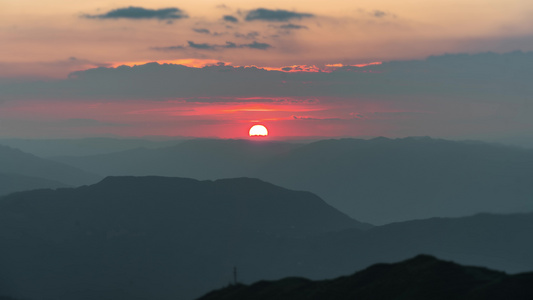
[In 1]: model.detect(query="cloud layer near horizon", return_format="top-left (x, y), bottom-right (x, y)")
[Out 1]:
top-left (3, 52), bottom-right (532, 102)
top-left (1, 52), bottom-right (533, 140)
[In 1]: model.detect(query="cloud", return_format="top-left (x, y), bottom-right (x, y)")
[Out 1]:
top-left (4, 52), bottom-right (533, 105)
top-left (279, 23), bottom-right (308, 30)
top-left (153, 41), bottom-right (272, 51)
top-left (234, 31), bottom-right (260, 39)
top-left (243, 41), bottom-right (272, 50)
top-left (83, 6), bottom-right (188, 20)
top-left (3, 52), bottom-right (533, 140)
top-left (373, 10), bottom-right (387, 18)
top-left (245, 8), bottom-right (314, 22)
top-left (187, 41), bottom-right (216, 50)
top-left (193, 28), bottom-right (211, 34)
top-left (192, 28), bottom-right (225, 36)
top-left (151, 45), bottom-right (186, 51)
top-left (223, 15), bottom-right (239, 23)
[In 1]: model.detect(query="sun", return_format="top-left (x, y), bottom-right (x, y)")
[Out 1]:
top-left (249, 124), bottom-right (268, 137)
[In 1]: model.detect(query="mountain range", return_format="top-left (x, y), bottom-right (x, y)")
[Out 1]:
top-left (0, 145), bottom-right (101, 193)
top-left (0, 176), bottom-right (364, 300)
top-left (0, 138), bottom-right (185, 157)
top-left (51, 137), bottom-right (533, 224)
top-left (1, 176), bottom-right (532, 300)
top-left (0, 172), bottom-right (68, 197)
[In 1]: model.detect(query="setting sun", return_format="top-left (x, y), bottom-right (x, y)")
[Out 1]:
top-left (249, 124), bottom-right (268, 137)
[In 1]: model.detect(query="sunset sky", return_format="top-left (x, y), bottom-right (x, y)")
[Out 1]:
top-left (2, 0), bottom-right (533, 140)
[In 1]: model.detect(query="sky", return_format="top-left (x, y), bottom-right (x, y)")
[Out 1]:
top-left (1, 0), bottom-right (533, 141)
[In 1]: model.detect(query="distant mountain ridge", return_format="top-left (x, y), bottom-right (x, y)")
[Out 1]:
top-left (0, 144), bottom-right (100, 187)
top-left (52, 137), bottom-right (533, 224)
top-left (256, 137), bottom-right (533, 224)
top-left (0, 137), bottom-right (185, 157)
top-left (196, 255), bottom-right (533, 300)
top-left (53, 139), bottom-right (301, 179)
top-left (0, 172), bottom-right (68, 196)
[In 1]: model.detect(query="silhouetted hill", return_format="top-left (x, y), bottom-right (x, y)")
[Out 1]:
top-left (0, 145), bottom-right (100, 186)
top-left (197, 255), bottom-right (533, 300)
top-left (52, 137), bottom-right (533, 224)
top-left (0, 176), bottom-right (365, 300)
top-left (53, 139), bottom-right (301, 179)
top-left (0, 172), bottom-right (68, 196)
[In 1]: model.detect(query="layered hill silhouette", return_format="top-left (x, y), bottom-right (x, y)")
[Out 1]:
top-left (0, 137), bottom-right (183, 157)
top-left (0, 172), bottom-right (68, 197)
top-left (53, 137), bottom-right (533, 224)
top-left (197, 255), bottom-right (533, 300)
top-left (0, 176), bottom-right (365, 300)
top-left (296, 212), bottom-right (533, 276)
top-left (53, 139), bottom-right (300, 179)
top-left (0, 144), bottom-right (100, 187)
top-left (1, 176), bottom-right (533, 300)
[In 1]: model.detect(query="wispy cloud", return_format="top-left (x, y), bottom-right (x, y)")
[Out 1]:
top-left (193, 28), bottom-right (211, 34)
top-left (244, 41), bottom-right (272, 50)
top-left (279, 24), bottom-right (308, 30)
top-left (83, 6), bottom-right (188, 20)
top-left (245, 8), bottom-right (314, 22)
top-left (223, 15), bottom-right (239, 23)
top-left (153, 40), bottom-right (272, 51)
top-left (187, 41), bottom-right (217, 50)
top-left (234, 31), bottom-right (260, 39)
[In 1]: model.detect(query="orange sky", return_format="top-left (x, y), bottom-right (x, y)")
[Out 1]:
top-left (2, 0), bottom-right (533, 78)
top-left (1, 1), bottom-right (533, 140)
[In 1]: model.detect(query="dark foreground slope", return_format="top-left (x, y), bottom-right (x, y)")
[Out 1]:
top-left (0, 144), bottom-right (100, 186)
top-left (0, 176), bottom-right (365, 300)
top-left (52, 137), bottom-right (533, 224)
top-left (197, 255), bottom-right (533, 300)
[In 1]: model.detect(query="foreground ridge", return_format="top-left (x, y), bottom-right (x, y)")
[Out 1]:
top-left (197, 255), bottom-right (533, 300)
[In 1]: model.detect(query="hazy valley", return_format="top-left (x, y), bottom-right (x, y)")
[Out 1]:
top-left (1, 140), bottom-right (533, 300)
top-left (49, 137), bottom-right (533, 224)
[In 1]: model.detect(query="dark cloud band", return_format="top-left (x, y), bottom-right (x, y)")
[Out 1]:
top-left (223, 15), bottom-right (239, 23)
top-left (83, 6), bottom-right (188, 20)
top-left (3, 52), bottom-right (532, 104)
top-left (245, 8), bottom-right (314, 22)
top-left (154, 41), bottom-right (272, 51)
top-left (279, 24), bottom-right (308, 30)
